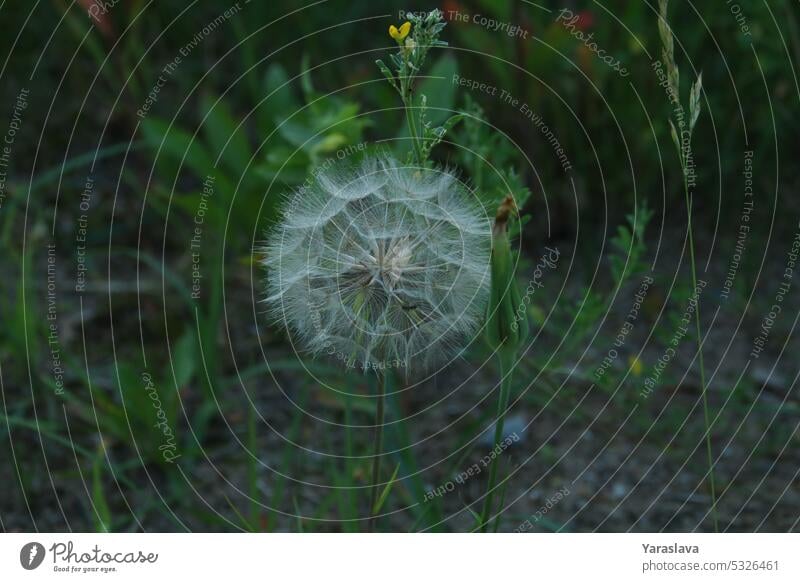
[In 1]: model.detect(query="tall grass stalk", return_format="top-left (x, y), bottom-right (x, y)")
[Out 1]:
top-left (658, 0), bottom-right (718, 531)
top-left (682, 165), bottom-right (719, 532)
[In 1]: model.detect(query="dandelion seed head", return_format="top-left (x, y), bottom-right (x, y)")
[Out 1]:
top-left (263, 156), bottom-right (491, 372)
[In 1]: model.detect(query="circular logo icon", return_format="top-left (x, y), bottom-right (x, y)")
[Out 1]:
top-left (20, 542), bottom-right (46, 570)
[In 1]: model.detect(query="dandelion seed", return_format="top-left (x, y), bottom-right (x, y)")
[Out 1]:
top-left (264, 156), bottom-right (491, 372)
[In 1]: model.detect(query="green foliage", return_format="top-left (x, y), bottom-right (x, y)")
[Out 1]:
top-left (256, 63), bottom-right (370, 187)
top-left (377, 10), bottom-right (458, 165)
top-left (142, 63), bottom-right (369, 249)
top-left (609, 199), bottom-right (654, 284)
top-left (92, 441), bottom-right (113, 532)
top-left (1, 0), bottom-right (797, 534)
top-left (453, 96), bottom-right (532, 219)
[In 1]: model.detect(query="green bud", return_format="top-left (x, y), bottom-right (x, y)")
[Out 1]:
top-left (485, 196), bottom-right (529, 355)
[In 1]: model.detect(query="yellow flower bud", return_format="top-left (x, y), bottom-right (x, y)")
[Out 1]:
top-left (485, 195), bottom-right (528, 356)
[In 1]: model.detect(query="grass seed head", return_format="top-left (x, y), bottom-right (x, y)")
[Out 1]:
top-left (264, 155), bottom-right (491, 372)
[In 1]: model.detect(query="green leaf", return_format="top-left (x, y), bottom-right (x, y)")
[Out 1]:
top-left (222, 493), bottom-right (254, 532)
top-left (118, 363), bottom-right (152, 429)
top-left (311, 133), bottom-right (348, 158)
top-left (276, 119), bottom-right (317, 149)
top-left (259, 64), bottom-right (296, 135)
top-left (264, 64), bottom-right (296, 112)
top-left (433, 113), bottom-right (463, 138)
top-left (293, 496), bottom-right (305, 533)
top-left (376, 59), bottom-right (398, 90)
top-left (300, 53), bottom-right (315, 102)
top-left (256, 151), bottom-right (309, 186)
top-left (421, 113), bottom-right (464, 159)
top-left (171, 190), bottom-right (225, 228)
top-left (141, 118), bottom-right (213, 180)
top-left (372, 463), bottom-right (401, 514)
top-left (92, 443), bottom-right (112, 532)
top-left (465, 501), bottom-right (483, 529)
top-left (414, 55), bottom-right (458, 125)
top-left (170, 329), bottom-right (196, 391)
top-left (200, 94), bottom-right (253, 177)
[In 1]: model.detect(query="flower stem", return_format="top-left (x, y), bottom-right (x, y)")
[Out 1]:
top-left (399, 52), bottom-right (424, 166)
top-left (683, 174), bottom-right (719, 532)
top-left (367, 372), bottom-right (386, 532)
top-left (479, 351), bottom-right (513, 532)
top-left (404, 97), bottom-right (424, 166)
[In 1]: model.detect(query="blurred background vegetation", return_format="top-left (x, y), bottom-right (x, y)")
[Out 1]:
top-left (1, 0), bottom-right (799, 532)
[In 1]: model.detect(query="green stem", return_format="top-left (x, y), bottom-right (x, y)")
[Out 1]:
top-left (367, 372), bottom-right (386, 532)
top-left (683, 172), bottom-right (719, 532)
top-left (404, 97), bottom-right (424, 165)
top-left (400, 52), bottom-right (424, 166)
top-left (479, 352), bottom-right (513, 532)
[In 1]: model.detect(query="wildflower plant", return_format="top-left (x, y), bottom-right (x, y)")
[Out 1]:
top-left (262, 10), bottom-right (503, 531)
top-left (377, 10), bottom-right (463, 166)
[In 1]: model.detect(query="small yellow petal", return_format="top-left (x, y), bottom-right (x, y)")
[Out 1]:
top-left (398, 21), bottom-right (411, 39)
top-left (389, 25), bottom-right (399, 39)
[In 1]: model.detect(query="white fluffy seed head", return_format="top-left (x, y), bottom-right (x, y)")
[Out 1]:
top-left (263, 155), bottom-right (491, 372)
